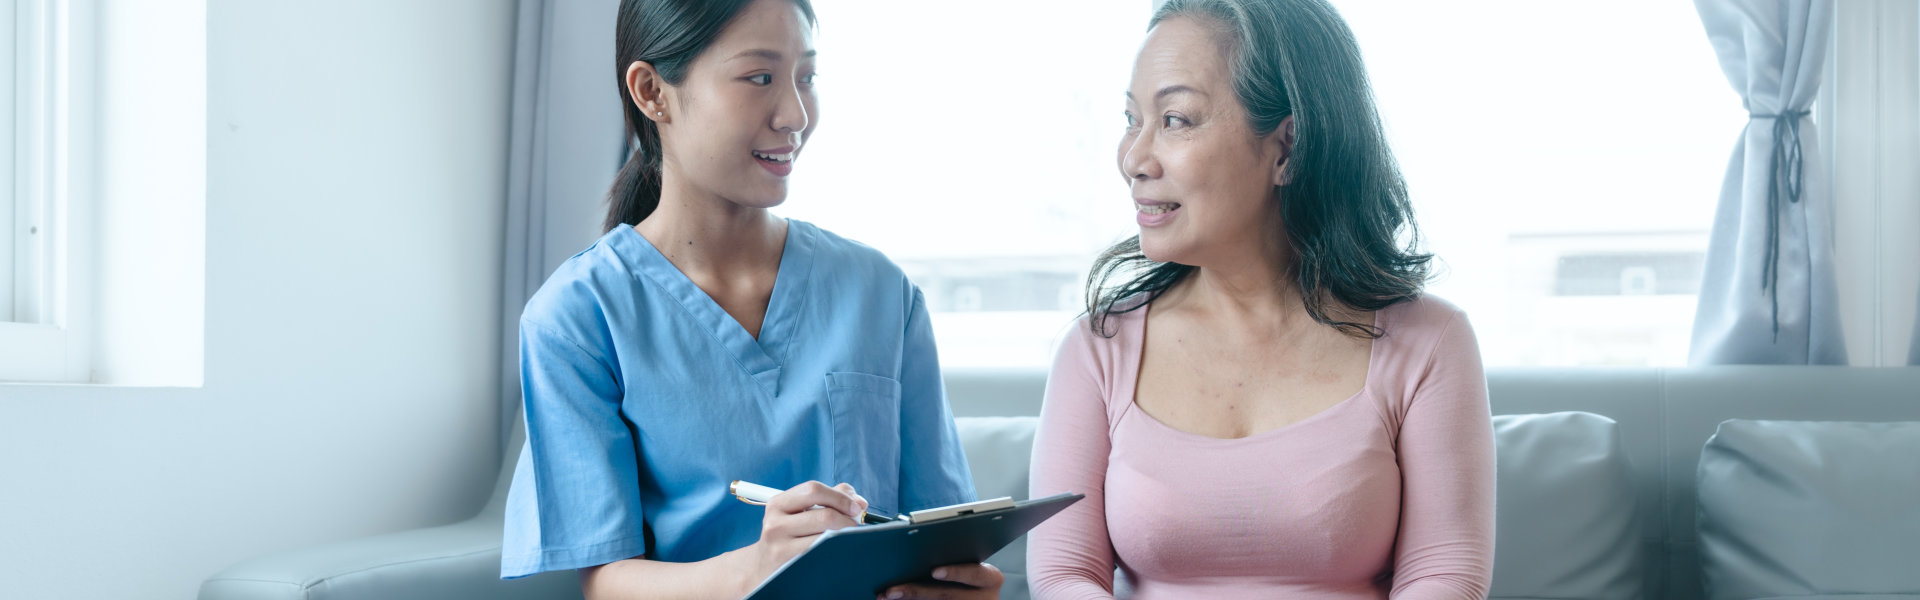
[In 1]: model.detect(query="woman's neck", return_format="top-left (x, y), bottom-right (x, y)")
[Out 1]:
top-left (635, 179), bottom-right (786, 276)
top-left (1161, 224), bottom-right (1312, 333)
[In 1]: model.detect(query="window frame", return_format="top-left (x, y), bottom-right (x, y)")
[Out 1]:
top-left (1824, 0), bottom-right (1920, 367)
top-left (1, 0), bottom-right (95, 383)
top-left (2, 0), bottom-right (15, 318)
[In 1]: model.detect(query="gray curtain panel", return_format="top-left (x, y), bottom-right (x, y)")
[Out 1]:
top-left (500, 0), bottom-right (625, 443)
top-left (1689, 0), bottom-right (1847, 365)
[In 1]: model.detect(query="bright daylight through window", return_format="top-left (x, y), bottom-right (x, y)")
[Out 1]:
top-left (781, 0), bottom-right (1745, 368)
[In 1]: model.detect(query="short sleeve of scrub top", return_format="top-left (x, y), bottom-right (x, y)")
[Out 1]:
top-left (499, 219), bottom-right (976, 578)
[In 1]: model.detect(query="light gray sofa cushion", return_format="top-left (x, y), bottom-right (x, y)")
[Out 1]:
top-left (198, 416), bottom-right (580, 600)
top-left (1697, 419), bottom-right (1920, 600)
top-left (197, 516), bottom-right (579, 600)
top-left (1490, 412), bottom-right (1643, 600)
top-left (957, 416), bottom-right (1041, 600)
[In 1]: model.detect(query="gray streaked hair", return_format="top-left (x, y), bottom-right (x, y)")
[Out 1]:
top-left (1086, 0), bottom-right (1432, 338)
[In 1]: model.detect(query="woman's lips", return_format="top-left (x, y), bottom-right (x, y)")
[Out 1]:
top-left (1136, 199), bottom-right (1181, 227)
top-left (753, 146), bottom-right (796, 176)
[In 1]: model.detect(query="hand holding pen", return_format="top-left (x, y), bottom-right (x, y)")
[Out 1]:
top-left (730, 481), bottom-right (1003, 600)
top-left (722, 480), bottom-right (873, 593)
top-left (732, 480), bottom-right (896, 524)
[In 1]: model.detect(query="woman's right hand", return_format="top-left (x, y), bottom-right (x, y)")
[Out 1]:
top-left (735, 481), bottom-right (869, 590)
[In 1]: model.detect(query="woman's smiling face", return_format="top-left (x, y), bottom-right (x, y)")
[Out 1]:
top-left (1119, 15), bottom-right (1291, 267)
top-left (657, 0), bottom-right (819, 210)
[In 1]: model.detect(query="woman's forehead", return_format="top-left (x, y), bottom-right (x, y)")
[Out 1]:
top-left (706, 0), bottom-right (816, 60)
top-left (1132, 17), bottom-right (1232, 101)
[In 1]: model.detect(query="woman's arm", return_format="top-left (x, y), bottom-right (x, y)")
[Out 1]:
top-left (882, 285), bottom-right (1004, 600)
top-left (1388, 312), bottom-right (1496, 600)
top-left (581, 482), bottom-right (872, 600)
top-left (504, 321), bottom-right (649, 577)
top-left (896, 285), bottom-right (978, 509)
top-left (1027, 325), bottom-right (1120, 600)
top-left (512, 320), bottom-right (874, 598)
top-left (580, 553), bottom-right (756, 600)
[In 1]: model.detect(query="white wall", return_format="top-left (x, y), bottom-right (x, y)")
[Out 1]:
top-left (0, 1), bottom-right (516, 598)
top-left (94, 0), bottom-right (207, 385)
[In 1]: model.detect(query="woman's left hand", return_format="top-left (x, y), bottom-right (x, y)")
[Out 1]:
top-left (876, 562), bottom-right (1003, 600)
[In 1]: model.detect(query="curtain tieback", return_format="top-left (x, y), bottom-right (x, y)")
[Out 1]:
top-left (1749, 109), bottom-right (1809, 341)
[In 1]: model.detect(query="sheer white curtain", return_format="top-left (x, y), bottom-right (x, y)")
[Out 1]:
top-left (500, 0), bottom-right (624, 442)
top-left (1689, 0), bottom-right (1847, 365)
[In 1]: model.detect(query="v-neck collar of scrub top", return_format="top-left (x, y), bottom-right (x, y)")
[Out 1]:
top-left (612, 219), bottom-right (815, 398)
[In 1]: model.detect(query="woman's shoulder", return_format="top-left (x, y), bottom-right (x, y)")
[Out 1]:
top-left (1376, 292), bottom-right (1481, 380)
top-left (1381, 293), bottom-right (1472, 341)
top-left (1052, 298), bottom-right (1149, 383)
top-left (519, 228), bottom-right (646, 337)
top-left (792, 219), bottom-right (910, 287)
top-left (1067, 295), bottom-right (1149, 342)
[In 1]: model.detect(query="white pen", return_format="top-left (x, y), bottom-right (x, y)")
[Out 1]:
top-left (730, 480), bottom-right (896, 524)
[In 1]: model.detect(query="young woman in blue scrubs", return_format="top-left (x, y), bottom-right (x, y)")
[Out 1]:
top-left (498, 0), bottom-right (1003, 598)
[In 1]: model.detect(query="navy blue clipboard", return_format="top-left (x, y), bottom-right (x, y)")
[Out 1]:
top-left (742, 492), bottom-right (1083, 600)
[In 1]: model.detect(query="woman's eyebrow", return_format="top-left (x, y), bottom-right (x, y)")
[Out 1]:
top-left (1124, 85), bottom-right (1208, 103)
top-left (726, 48), bottom-right (819, 62)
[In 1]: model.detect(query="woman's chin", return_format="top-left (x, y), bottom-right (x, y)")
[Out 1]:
top-left (728, 190), bottom-right (788, 211)
top-left (1138, 235), bottom-right (1186, 265)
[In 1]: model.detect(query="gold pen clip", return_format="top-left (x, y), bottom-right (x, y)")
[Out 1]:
top-left (730, 480), bottom-right (770, 506)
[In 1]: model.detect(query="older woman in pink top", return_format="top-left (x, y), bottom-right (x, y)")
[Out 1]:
top-left (1027, 0), bottom-right (1494, 598)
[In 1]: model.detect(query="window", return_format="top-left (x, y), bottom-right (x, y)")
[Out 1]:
top-left (3, 0), bottom-right (206, 385)
top-left (0, 0), bottom-right (92, 382)
top-left (784, 1), bottom-right (1749, 368)
top-left (1334, 0), bottom-right (1740, 367)
top-left (785, 0), bottom-right (1151, 367)
top-left (4, 0), bottom-right (70, 329)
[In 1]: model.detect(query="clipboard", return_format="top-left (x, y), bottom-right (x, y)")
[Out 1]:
top-left (743, 492), bottom-right (1083, 599)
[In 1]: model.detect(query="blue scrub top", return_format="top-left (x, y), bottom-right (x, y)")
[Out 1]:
top-left (500, 219), bottom-right (977, 578)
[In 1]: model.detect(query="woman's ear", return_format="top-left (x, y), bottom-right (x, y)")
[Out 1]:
top-left (626, 61), bottom-right (669, 123)
top-left (1269, 115), bottom-right (1296, 187)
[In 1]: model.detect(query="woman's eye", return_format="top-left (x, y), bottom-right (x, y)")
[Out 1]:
top-left (800, 72), bottom-right (818, 85)
top-left (1163, 114), bottom-right (1186, 128)
top-left (1123, 112), bottom-right (1138, 128)
top-left (747, 74), bottom-right (772, 85)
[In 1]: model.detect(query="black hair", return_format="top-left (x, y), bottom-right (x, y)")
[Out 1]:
top-left (604, 0), bottom-right (818, 232)
top-left (1087, 0), bottom-right (1431, 338)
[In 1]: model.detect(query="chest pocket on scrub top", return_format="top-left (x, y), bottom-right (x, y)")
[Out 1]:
top-left (822, 371), bottom-right (903, 518)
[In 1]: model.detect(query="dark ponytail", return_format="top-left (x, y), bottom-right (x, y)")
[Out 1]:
top-left (605, 0), bottom-right (818, 232)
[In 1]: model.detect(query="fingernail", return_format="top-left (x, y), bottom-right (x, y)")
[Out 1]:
top-left (887, 591), bottom-right (904, 600)
top-left (933, 567), bottom-right (948, 579)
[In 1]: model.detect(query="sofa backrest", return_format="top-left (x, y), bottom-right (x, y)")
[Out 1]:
top-left (1486, 367), bottom-right (1920, 600)
top-left (954, 411), bottom-right (1646, 600)
top-left (944, 366), bottom-right (1920, 600)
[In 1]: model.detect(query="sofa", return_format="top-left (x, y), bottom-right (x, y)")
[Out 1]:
top-left (200, 367), bottom-right (1920, 600)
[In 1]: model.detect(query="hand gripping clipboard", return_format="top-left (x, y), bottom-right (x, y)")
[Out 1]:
top-left (743, 492), bottom-right (1083, 599)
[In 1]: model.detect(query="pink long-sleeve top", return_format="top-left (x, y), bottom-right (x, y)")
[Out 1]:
top-left (1027, 295), bottom-right (1494, 600)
